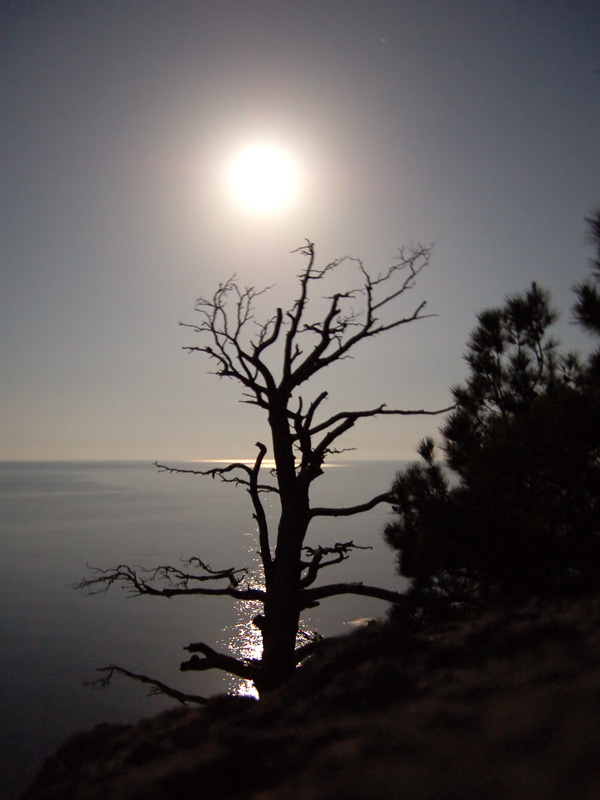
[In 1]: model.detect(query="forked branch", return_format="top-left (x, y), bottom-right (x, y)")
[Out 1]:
top-left (75, 562), bottom-right (265, 602)
top-left (158, 443), bottom-right (275, 583)
top-left (299, 540), bottom-right (373, 588)
top-left (154, 459), bottom-right (278, 494)
top-left (181, 641), bottom-right (260, 681)
top-left (281, 243), bottom-right (434, 391)
top-left (86, 664), bottom-right (208, 705)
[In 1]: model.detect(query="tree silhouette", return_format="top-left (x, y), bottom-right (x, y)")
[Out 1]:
top-left (573, 207), bottom-right (600, 338)
top-left (573, 207), bottom-right (600, 380)
top-left (78, 241), bottom-right (449, 698)
top-left (385, 271), bottom-right (600, 625)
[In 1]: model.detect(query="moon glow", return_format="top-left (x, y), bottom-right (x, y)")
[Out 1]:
top-left (226, 143), bottom-right (300, 213)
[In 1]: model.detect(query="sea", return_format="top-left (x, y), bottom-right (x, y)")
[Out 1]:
top-left (0, 459), bottom-right (408, 798)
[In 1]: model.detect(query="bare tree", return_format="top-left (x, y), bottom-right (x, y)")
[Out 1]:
top-left (78, 241), bottom-right (449, 697)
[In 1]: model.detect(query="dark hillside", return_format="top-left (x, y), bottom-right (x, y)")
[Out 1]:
top-left (22, 592), bottom-right (600, 799)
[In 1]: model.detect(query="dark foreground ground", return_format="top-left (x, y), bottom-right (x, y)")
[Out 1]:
top-left (22, 593), bottom-right (600, 799)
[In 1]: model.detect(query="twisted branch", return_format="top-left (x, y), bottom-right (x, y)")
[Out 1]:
top-left (299, 540), bottom-right (373, 588)
top-left (75, 562), bottom-right (265, 601)
top-left (181, 642), bottom-right (260, 681)
top-left (85, 664), bottom-right (208, 705)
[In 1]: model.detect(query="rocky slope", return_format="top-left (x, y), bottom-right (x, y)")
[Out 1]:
top-left (22, 593), bottom-right (600, 799)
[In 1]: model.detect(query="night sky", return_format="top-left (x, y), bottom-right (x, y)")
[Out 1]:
top-left (1, 1), bottom-right (599, 461)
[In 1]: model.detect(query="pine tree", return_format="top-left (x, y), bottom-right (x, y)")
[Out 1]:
top-left (386, 276), bottom-right (600, 623)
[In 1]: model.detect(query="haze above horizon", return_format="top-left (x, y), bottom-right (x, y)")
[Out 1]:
top-left (1, 2), bottom-right (598, 462)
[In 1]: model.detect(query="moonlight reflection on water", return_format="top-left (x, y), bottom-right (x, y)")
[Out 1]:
top-left (222, 529), bottom-right (264, 698)
top-left (222, 527), bottom-right (320, 698)
top-left (224, 593), bottom-right (320, 698)
top-left (226, 598), bottom-right (263, 698)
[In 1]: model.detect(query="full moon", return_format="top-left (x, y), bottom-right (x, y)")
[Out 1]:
top-left (226, 143), bottom-right (300, 214)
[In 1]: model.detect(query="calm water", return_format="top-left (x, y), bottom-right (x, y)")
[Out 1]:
top-left (0, 460), bottom-right (407, 798)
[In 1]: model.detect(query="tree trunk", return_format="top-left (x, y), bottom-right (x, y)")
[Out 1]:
top-left (257, 482), bottom-right (312, 689)
top-left (257, 400), bottom-right (311, 691)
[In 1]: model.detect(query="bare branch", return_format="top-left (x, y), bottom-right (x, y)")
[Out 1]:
top-left (304, 404), bottom-right (454, 470)
top-left (255, 307), bottom-right (283, 359)
top-left (181, 642), bottom-right (260, 681)
top-left (86, 664), bottom-right (208, 705)
top-left (299, 541), bottom-right (373, 588)
top-left (310, 491), bottom-right (392, 518)
top-left (154, 461), bottom-right (279, 494)
top-left (305, 404), bottom-right (455, 440)
top-left (280, 244), bottom-right (434, 392)
top-left (283, 241), bottom-right (317, 380)
top-left (301, 582), bottom-right (405, 608)
top-left (181, 276), bottom-right (278, 404)
top-left (75, 563), bottom-right (266, 602)
top-left (248, 442), bottom-right (274, 581)
top-left (157, 446), bottom-right (274, 584)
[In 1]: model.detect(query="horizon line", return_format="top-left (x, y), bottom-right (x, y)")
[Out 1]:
top-left (0, 456), bottom-right (413, 464)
